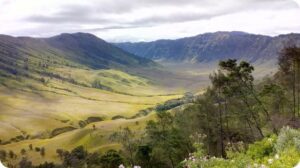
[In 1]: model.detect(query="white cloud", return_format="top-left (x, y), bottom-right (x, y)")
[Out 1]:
top-left (0, 0), bottom-right (299, 41)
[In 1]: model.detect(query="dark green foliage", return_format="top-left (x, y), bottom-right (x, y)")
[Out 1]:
top-left (40, 147), bottom-right (45, 157)
top-left (19, 157), bottom-right (32, 168)
top-left (86, 152), bottom-right (102, 167)
top-left (56, 149), bottom-right (64, 160)
top-left (156, 99), bottom-right (183, 112)
top-left (62, 146), bottom-right (87, 168)
top-left (21, 148), bottom-right (26, 155)
top-left (91, 79), bottom-right (113, 91)
top-left (111, 115), bottom-right (126, 120)
top-left (35, 147), bottom-right (40, 152)
top-left (9, 150), bottom-right (16, 159)
top-left (78, 116), bottom-right (103, 128)
top-left (29, 144), bottom-right (33, 151)
top-left (135, 145), bottom-right (152, 167)
top-left (145, 111), bottom-right (190, 167)
top-left (99, 150), bottom-right (123, 168)
top-left (0, 150), bottom-right (7, 161)
top-left (51, 126), bottom-right (76, 137)
top-left (36, 162), bottom-right (56, 168)
top-left (156, 93), bottom-right (194, 112)
top-left (110, 127), bottom-right (137, 166)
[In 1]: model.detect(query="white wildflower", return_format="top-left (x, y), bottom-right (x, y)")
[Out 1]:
top-left (260, 164), bottom-right (267, 168)
top-left (133, 166), bottom-right (141, 168)
top-left (268, 158), bottom-right (273, 164)
top-left (119, 164), bottom-right (125, 168)
top-left (275, 154), bottom-right (279, 159)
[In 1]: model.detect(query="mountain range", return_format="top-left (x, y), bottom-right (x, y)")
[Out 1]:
top-left (115, 31), bottom-right (300, 63)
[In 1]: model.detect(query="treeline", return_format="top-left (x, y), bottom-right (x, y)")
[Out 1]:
top-left (1, 146), bottom-right (123, 168)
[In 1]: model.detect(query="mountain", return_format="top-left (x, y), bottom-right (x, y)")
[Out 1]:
top-left (115, 31), bottom-right (300, 63)
top-left (45, 33), bottom-right (156, 69)
top-left (0, 32), bottom-right (156, 79)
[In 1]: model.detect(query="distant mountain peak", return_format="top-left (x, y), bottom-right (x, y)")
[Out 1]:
top-left (115, 32), bottom-right (300, 63)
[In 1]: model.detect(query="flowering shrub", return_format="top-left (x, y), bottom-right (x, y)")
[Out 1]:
top-left (183, 128), bottom-right (300, 168)
top-left (275, 126), bottom-right (300, 153)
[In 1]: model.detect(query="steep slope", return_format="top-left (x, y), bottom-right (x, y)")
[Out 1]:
top-left (116, 31), bottom-right (300, 63)
top-left (45, 33), bottom-right (156, 69)
top-left (0, 33), bottom-right (156, 79)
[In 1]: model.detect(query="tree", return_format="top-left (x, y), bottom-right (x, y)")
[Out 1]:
top-left (62, 146), bottom-right (87, 168)
top-left (29, 144), bottom-right (33, 151)
top-left (0, 150), bottom-right (7, 161)
top-left (9, 150), bottom-right (16, 159)
top-left (36, 162), bottom-right (55, 168)
top-left (56, 149), bottom-right (64, 160)
top-left (278, 45), bottom-right (300, 118)
top-left (35, 147), bottom-right (41, 152)
top-left (110, 127), bottom-right (137, 166)
top-left (218, 59), bottom-right (270, 137)
top-left (21, 149), bottom-right (26, 155)
top-left (19, 157), bottom-right (32, 168)
top-left (145, 111), bottom-right (189, 168)
top-left (209, 71), bottom-right (228, 157)
top-left (100, 150), bottom-right (123, 168)
top-left (86, 152), bottom-right (101, 167)
top-left (40, 147), bottom-right (45, 157)
top-left (135, 145), bottom-right (152, 168)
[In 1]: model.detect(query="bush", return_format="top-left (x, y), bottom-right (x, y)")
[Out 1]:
top-left (51, 126), bottom-right (76, 137)
top-left (246, 135), bottom-right (276, 160)
top-left (112, 115), bottom-right (126, 120)
top-left (100, 150), bottom-right (123, 168)
top-left (275, 126), bottom-right (300, 153)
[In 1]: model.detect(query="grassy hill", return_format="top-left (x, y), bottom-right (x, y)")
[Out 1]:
top-left (0, 33), bottom-right (184, 166)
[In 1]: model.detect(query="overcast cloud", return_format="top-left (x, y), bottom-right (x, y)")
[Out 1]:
top-left (0, 0), bottom-right (299, 42)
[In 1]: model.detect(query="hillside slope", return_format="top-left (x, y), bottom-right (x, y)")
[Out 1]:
top-left (116, 31), bottom-right (300, 63)
top-left (0, 32), bottom-right (156, 79)
top-left (0, 33), bottom-right (183, 166)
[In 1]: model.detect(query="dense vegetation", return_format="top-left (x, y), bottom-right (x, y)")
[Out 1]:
top-left (1, 46), bottom-right (299, 168)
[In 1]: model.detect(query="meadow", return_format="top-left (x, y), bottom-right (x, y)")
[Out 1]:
top-left (0, 66), bottom-right (182, 165)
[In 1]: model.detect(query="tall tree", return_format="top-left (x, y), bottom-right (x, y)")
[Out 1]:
top-left (278, 45), bottom-right (300, 118)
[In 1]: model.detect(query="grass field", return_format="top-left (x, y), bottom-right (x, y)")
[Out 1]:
top-left (0, 66), bottom-right (183, 165)
top-left (1, 113), bottom-right (156, 165)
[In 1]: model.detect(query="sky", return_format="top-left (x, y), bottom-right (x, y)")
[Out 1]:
top-left (0, 0), bottom-right (299, 42)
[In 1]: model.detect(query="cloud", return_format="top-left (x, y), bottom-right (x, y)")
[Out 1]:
top-left (0, 0), bottom-right (299, 41)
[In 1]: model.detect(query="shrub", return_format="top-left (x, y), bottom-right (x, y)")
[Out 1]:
top-left (275, 126), bottom-right (300, 153)
top-left (112, 115), bottom-right (126, 120)
top-left (35, 147), bottom-right (41, 152)
top-left (246, 135), bottom-right (276, 160)
top-left (20, 149), bottom-right (26, 155)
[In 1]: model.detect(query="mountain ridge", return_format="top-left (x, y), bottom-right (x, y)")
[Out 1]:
top-left (0, 32), bottom-right (158, 80)
top-left (115, 31), bottom-right (300, 63)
